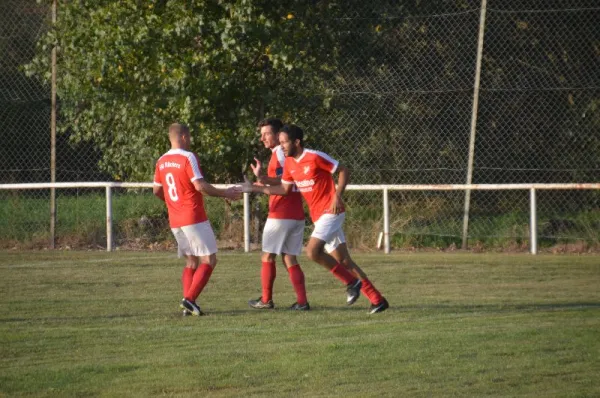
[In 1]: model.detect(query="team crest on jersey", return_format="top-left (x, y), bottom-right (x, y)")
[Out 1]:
top-left (303, 166), bottom-right (310, 175)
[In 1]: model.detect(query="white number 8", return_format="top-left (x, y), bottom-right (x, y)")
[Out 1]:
top-left (165, 173), bottom-right (179, 201)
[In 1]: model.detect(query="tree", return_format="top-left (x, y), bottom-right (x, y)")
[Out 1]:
top-left (26, 0), bottom-right (337, 182)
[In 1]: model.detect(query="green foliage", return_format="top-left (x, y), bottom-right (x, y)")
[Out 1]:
top-left (26, 0), bottom-right (337, 181)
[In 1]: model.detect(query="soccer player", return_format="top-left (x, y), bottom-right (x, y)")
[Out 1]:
top-left (247, 118), bottom-right (310, 311)
top-left (238, 124), bottom-right (389, 314)
top-left (153, 123), bottom-right (241, 316)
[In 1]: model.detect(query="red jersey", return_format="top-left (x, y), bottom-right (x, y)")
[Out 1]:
top-left (266, 146), bottom-right (305, 220)
top-left (153, 149), bottom-right (208, 228)
top-left (281, 149), bottom-right (345, 222)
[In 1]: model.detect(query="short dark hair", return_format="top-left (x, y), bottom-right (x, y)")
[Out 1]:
top-left (168, 122), bottom-right (190, 137)
top-left (257, 118), bottom-right (283, 133)
top-left (280, 124), bottom-right (304, 146)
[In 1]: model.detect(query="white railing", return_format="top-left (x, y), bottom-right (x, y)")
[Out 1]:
top-left (1, 182), bottom-right (599, 255)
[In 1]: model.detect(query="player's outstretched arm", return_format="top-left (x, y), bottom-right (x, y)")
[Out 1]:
top-left (257, 175), bottom-right (283, 186)
top-left (193, 179), bottom-right (241, 201)
top-left (236, 176), bottom-right (290, 196)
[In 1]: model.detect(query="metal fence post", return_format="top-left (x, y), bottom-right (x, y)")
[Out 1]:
top-left (383, 187), bottom-right (390, 254)
top-left (462, 0), bottom-right (487, 249)
top-left (243, 192), bottom-right (250, 252)
top-left (106, 185), bottom-right (113, 252)
top-left (49, 0), bottom-right (57, 249)
top-left (530, 188), bottom-right (537, 255)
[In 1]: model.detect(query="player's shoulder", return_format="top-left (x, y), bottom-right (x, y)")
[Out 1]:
top-left (303, 148), bottom-right (335, 162)
top-left (166, 149), bottom-right (200, 162)
top-left (156, 151), bottom-right (172, 162)
top-left (304, 148), bottom-right (327, 156)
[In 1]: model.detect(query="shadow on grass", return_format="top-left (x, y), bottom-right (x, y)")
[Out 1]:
top-left (2, 302), bottom-right (598, 323)
top-left (183, 301), bottom-right (600, 317)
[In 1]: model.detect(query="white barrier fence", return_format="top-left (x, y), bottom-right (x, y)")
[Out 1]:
top-left (1, 182), bottom-right (599, 254)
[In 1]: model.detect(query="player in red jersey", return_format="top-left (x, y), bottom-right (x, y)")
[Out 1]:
top-left (238, 124), bottom-right (388, 313)
top-left (246, 118), bottom-right (310, 311)
top-left (153, 123), bottom-right (241, 316)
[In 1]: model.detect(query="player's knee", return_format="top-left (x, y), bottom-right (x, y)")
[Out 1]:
top-left (282, 254), bottom-right (297, 267)
top-left (305, 245), bottom-right (321, 261)
top-left (202, 254), bottom-right (217, 268)
top-left (186, 257), bottom-right (199, 269)
top-left (262, 253), bottom-right (276, 263)
top-left (339, 257), bottom-right (352, 268)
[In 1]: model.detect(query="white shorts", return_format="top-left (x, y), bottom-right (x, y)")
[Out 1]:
top-left (262, 218), bottom-right (305, 256)
top-left (171, 221), bottom-right (218, 258)
top-left (311, 213), bottom-right (346, 253)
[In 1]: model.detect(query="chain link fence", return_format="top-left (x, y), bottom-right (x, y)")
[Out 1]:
top-left (1, 0), bottom-right (599, 251)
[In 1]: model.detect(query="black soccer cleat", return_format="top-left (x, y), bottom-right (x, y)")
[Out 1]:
top-left (369, 298), bottom-right (389, 314)
top-left (289, 302), bottom-right (310, 311)
top-left (248, 297), bottom-right (275, 309)
top-left (346, 279), bottom-right (362, 305)
top-left (180, 298), bottom-right (205, 316)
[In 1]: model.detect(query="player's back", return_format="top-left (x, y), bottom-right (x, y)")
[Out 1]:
top-left (154, 149), bottom-right (208, 228)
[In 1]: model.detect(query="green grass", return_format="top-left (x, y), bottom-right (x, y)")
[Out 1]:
top-left (1, 251), bottom-right (599, 396)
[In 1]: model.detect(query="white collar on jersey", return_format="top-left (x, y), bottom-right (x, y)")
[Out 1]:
top-left (166, 148), bottom-right (192, 155)
top-left (293, 149), bottom-right (308, 162)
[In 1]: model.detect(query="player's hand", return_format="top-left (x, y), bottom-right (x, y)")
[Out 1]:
top-left (250, 157), bottom-right (262, 178)
top-left (224, 186), bottom-right (242, 201)
top-left (234, 176), bottom-right (255, 194)
top-left (330, 193), bottom-right (344, 215)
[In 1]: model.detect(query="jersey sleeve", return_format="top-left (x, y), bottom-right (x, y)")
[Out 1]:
top-left (281, 158), bottom-right (294, 185)
top-left (186, 153), bottom-right (204, 182)
top-left (314, 150), bottom-right (339, 174)
top-left (153, 161), bottom-right (162, 186)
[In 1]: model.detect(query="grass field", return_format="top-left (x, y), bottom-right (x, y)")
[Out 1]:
top-left (1, 251), bottom-right (599, 397)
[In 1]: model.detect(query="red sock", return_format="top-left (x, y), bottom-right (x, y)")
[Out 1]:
top-left (361, 278), bottom-right (384, 305)
top-left (261, 261), bottom-right (276, 302)
top-left (288, 264), bottom-right (308, 305)
top-left (185, 264), bottom-right (213, 301)
top-left (330, 263), bottom-right (357, 285)
top-left (181, 267), bottom-right (195, 298)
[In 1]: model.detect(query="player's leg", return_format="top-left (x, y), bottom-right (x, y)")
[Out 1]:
top-left (182, 254), bottom-right (199, 297)
top-left (248, 219), bottom-right (283, 309)
top-left (282, 253), bottom-right (310, 310)
top-left (247, 250), bottom-right (277, 309)
top-left (329, 243), bottom-right (389, 314)
top-left (306, 213), bottom-right (362, 305)
top-left (180, 221), bottom-right (218, 316)
top-left (171, 227), bottom-right (199, 315)
top-left (281, 220), bottom-right (309, 310)
top-left (180, 255), bottom-right (200, 316)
